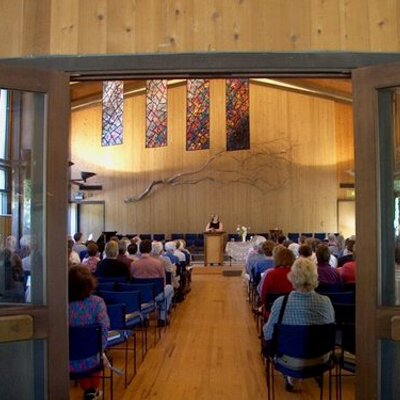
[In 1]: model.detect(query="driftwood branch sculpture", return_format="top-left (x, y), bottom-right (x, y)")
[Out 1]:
top-left (124, 139), bottom-right (292, 203)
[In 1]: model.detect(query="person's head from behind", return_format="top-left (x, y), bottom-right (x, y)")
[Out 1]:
top-left (105, 240), bottom-right (118, 259)
top-left (5, 235), bottom-right (17, 252)
top-left (165, 241), bottom-right (177, 253)
top-left (20, 234), bottom-right (31, 249)
top-left (73, 232), bottom-right (83, 243)
top-left (67, 238), bottom-right (74, 253)
top-left (316, 244), bottom-right (330, 265)
top-left (305, 237), bottom-right (317, 251)
top-left (151, 241), bottom-right (163, 256)
top-left (139, 239), bottom-right (152, 254)
top-left (86, 241), bottom-right (98, 257)
top-left (177, 239), bottom-right (186, 250)
top-left (262, 240), bottom-right (275, 257)
top-left (345, 239), bottom-right (356, 253)
top-left (127, 243), bottom-right (138, 255)
top-left (118, 240), bottom-right (127, 255)
top-left (273, 247), bottom-right (295, 268)
top-left (298, 244), bottom-right (312, 258)
top-left (68, 265), bottom-right (96, 302)
top-left (288, 257), bottom-right (319, 292)
top-left (277, 235), bottom-right (286, 244)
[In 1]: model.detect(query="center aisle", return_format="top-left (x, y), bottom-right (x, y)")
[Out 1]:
top-left (122, 270), bottom-right (265, 400)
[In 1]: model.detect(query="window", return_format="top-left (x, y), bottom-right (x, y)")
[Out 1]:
top-left (0, 89), bottom-right (11, 215)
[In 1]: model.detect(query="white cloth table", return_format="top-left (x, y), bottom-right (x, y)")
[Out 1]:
top-left (225, 241), bottom-right (253, 264)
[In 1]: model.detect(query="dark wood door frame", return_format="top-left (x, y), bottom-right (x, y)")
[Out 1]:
top-left (2, 52), bottom-right (400, 79)
top-left (3, 51), bottom-right (400, 400)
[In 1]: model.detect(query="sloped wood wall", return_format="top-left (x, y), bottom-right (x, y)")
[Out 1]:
top-left (70, 80), bottom-right (353, 236)
top-left (0, 0), bottom-right (399, 57)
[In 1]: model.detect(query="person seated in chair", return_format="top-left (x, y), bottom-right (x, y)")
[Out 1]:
top-left (263, 257), bottom-right (335, 392)
top-left (82, 241), bottom-right (100, 274)
top-left (73, 232), bottom-right (87, 255)
top-left (131, 240), bottom-right (174, 326)
top-left (69, 265), bottom-right (109, 400)
top-left (95, 240), bottom-right (130, 279)
top-left (259, 246), bottom-right (294, 320)
top-left (316, 244), bottom-right (342, 292)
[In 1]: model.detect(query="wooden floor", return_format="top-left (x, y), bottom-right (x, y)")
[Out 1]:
top-left (70, 267), bottom-right (355, 400)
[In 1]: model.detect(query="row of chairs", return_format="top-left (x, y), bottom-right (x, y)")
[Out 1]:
top-left (287, 232), bottom-right (334, 242)
top-left (249, 286), bottom-right (356, 399)
top-left (69, 277), bottom-right (171, 399)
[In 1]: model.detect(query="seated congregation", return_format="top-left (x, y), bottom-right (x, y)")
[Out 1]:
top-left (67, 233), bottom-right (192, 400)
top-left (245, 233), bottom-right (356, 397)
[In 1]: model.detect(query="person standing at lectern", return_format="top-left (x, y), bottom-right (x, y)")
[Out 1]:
top-left (205, 214), bottom-right (224, 232)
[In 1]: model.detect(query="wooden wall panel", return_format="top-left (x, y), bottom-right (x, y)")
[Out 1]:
top-left (70, 80), bottom-right (352, 237)
top-left (335, 101), bottom-right (355, 200)
top-left (1, 0), bottom-right (400, 56)
top-left (49, 0), bottom-right (79, 55)
top-left (0, 0), bottom-right (24, 57)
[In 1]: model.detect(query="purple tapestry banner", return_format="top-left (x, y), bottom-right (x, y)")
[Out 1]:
top-left (226, 78), bottom-right (250, 151)
top-left (102, 81), bottom-right (124, 146)
top-left (146, 79), bottom-right (168, 148)
top-left (186, 79), bottom-right (210, 151)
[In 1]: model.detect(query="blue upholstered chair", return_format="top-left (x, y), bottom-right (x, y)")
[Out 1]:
top-left (184, 233), bottom-right (197, 248)
top-left (314, 232), bottom-right (327, 241)
top-left (287, 233), bottom-right (300, 242)
top-left (116, 282), bottom-right (158, 350)
top-left (99, 290), bottom-right (144, 382)
top-left (106, 303), bottom-right (134, 387)
top-left (69, 324), bottom-right (113, 399)
top-left (153, 233), bottom-right (165, 242)
top-left (266, 323), bottom-right (336, 400)
top-left (336, 323), bottom-right (356, 400)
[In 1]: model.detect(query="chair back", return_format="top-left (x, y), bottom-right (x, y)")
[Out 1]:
top-left (106, 303), bottom-right (126, 330)
top-left (287, 233), bottom-right (300, 242)
top-left (334, 303), bottom-right (355, 325)
top-left (97, 276), bottom-right (128, 284)
top-left (131, 277), bottom-right (164, 297)
top-left (153, 234), bottom-right (165, 242)
top-left (274, 323), bottom-right (336, 359)
top-left (184, 233), bottom-right (197, 247)
top-left (69, 324), bottom-right (102, 362)
top-left (97, 282), bottom-right (116, 292)
top-left (342, 323), bottom-right (355, 355)
top-left (99, 290), bottom-right (141, 314)
top-left (319, 291), bottom-right (355, 305)
top-left (117, 283), bottom-right (155, 303)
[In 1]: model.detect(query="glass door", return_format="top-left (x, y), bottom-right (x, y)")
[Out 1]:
top-left (353, 62), bottom-right (400, 399)
top-left (0, 65), bottom-right (69, 399)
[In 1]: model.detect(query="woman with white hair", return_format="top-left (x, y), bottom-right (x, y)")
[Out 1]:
top-left (262, 257), bottom-right (335, 392)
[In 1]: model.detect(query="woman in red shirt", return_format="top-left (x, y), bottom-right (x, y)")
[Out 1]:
top-left (260, 246), bottom-right (295, 320)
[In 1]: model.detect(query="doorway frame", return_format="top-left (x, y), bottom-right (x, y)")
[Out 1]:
top-left (4, 51), bottom-right (400, 399)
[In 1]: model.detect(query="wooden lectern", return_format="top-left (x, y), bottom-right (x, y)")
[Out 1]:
top-left (204, 231), bottom-right (226, 266)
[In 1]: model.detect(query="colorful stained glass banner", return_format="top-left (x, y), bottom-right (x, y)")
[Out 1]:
top-left (146, 79), bottom-right (168, 148)
top-left (186, 79), bottom-right (210, 151)
top-left (102, 81), bottom-right (124, 146)
top-left (226, 78), bottom-right (250, 151)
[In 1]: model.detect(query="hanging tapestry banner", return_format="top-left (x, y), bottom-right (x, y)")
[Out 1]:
top-left (186, 79), bottom-right (210, 151)
top-left (102, 81), bottom-right (124, 146)
top-left (226, 78), bottom-right (250, 151)
top-left (146, 79), bottom-right (168, 148)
